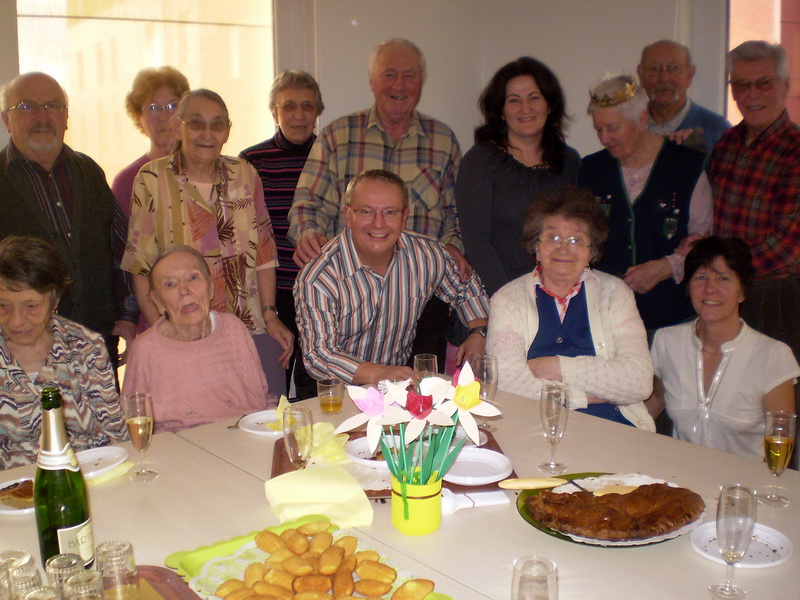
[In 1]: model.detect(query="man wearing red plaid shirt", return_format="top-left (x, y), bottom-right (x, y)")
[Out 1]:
top-left (710, 41), bottom-right (800, 372)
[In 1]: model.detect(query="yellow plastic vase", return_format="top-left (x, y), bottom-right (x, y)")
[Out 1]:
top-left (390, 476), bottom-right (442, 535)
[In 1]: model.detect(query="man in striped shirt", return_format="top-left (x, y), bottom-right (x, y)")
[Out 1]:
top-left (294, 170), bottom-right (488, 385)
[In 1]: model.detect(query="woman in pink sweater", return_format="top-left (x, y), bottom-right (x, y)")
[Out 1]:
top-left (122, 246), bottom-right (274, 432)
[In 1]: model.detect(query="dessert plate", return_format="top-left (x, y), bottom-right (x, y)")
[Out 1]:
top-left (442, 448), bottom-right (512, 486)
top-left (0, 478), bottom-right (34, 515)
top-left (690, 522), bottom-right (793, 568)
top-left (237, 410), bottom-right (280, 437)
top-left (77, 446), bottom-right (128, 479)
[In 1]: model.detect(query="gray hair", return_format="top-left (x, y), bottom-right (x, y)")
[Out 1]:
top-left (368, 38), bottom-right (426, 83)
top-left (640, 39), bottom-right (692, 67)
top-left (268, 70), bottom-right (324, 114)
top-left (587, 74), bottom-right (649, 122)
top-left (147, 245), bottom-right (212, 288)
top-left (727, 40), bottom-right (789, 81)
top-left (174, 88), bottom-right (228, 120)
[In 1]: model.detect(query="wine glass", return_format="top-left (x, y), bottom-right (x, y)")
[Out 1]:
top-left (283, 406), bottom-right (314, 470)
top-left (538, 383), bottom-right (568, 475)
top-left (413, 353), bottom-right (438, 389)
top-left (759, 410), bottom-right (796, 507)
top-left (121, 393), bottom-right (158, 482)
top-left (469, 354), bottom-right (498, 431)
top-left (708, 483), bottom-right (756, 599)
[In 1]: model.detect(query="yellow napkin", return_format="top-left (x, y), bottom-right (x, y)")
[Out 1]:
top-left (266, 395), bottom-right (290, 432)
top-left (87, 461), bottom-right (133, 486)
top-left (308, 422), bottom-right (349, 466)
top-left (264, 465), bottom-right (373, 527)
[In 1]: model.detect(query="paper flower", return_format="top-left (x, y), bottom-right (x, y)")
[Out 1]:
top-left (382, 378), bottom-right (454, 444)
top-left (440, 362), bottom-right (501, 445)
top-left (334, 386), bottom-right (395, 453)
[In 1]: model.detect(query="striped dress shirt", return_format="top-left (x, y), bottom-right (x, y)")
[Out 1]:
top-left (294, 229), bottom-right (488, 382)
top-left (288, 106), bottom-right (463, 251)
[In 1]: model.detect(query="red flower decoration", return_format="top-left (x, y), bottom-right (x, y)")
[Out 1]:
top-left (406, 391), bottom-right (433, 420)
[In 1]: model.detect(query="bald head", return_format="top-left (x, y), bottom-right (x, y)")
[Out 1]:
top-left (1, 72), bottom-right (69, 170)
top-left (637, 40), bottom-right (696, 120)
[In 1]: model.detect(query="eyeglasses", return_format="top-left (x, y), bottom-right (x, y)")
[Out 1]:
top-left (641, 64), bottom-right (687, 77)
top-left (730, 76), bottom-right (776, 95)
top-left (5, 101), bottom-right (67, 114)
top-left (350, 207), bottom-right (404, 221)
top-left (142, 102), bottom-right (178, 115)
top-left (277, 100), bottom-right (317, 113)
top-left (537, 235), bottom-right (591, 252)
top-left (179, 117), bottom-right (231, 132)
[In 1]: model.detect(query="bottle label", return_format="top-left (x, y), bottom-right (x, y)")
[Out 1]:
top-left (37, 445), bottom-right (80, 472)
top-left (57, 518), bottom-right (94, 564)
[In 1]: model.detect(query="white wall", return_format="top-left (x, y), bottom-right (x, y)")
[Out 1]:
top-left (276, 0), bottom-right (728, 156)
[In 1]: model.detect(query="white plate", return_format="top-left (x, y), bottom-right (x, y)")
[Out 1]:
top-left (237, 410), bottom-right (280, 437)
top-left (0, 478), bottom-right (34, 515)
top-left (690, 522), bottom-right (793, 568)
top-left (443, 447), bottom-right (512, 486)
top-left (77, 446), bottom-right (128, 479)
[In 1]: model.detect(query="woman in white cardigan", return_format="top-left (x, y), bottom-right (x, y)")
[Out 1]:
top-left (487, 185), bottom-right (655, 430)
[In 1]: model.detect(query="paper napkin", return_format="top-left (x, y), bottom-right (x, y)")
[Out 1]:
top-left (87, 461), bottom-right (133, 486)
top-left (264, 465), bottom-right (373, 527)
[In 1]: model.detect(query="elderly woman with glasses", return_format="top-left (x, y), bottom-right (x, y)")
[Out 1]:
top-left (487, 185), bottom-right (655, 429)
top-left (112, 66), bottom-right (190, 219)
top-left (121, 88), bottom-right (294, 377)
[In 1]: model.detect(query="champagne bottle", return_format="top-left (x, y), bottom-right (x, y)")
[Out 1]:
top-left (34, 387), bottom-right (94, 567)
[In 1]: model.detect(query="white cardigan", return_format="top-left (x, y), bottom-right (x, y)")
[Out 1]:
top-left (487, 270), bottom-right (655, 431)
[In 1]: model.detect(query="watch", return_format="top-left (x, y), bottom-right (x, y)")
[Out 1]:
top-left (261, 305), bottom-right (278, 315)
top-left (468, 325), bottom-right (488, 338)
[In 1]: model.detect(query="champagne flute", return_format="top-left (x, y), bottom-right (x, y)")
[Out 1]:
top-left (283, 406), bottom-right (314, 470)
top-left (121, 393), bottom-right (157, 482)
top-left (708, 483), bottom-right (756, 599)
top-left (413, 353), bottom-right (438, 390)
top-left (538, 383), bottom-right (568, 475)
top-left (759, 410), bottom-right (796, 507)
top-left (469, 354), bottom-right (498, 431)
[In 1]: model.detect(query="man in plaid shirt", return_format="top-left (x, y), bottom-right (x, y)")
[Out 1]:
top-left (709, 40), bottom-right (800, 369)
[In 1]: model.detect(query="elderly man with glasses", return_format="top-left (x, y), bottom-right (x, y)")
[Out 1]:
top-left (294, 170), bottom-right (488, 386)
top-left (0, 71), bottom-right (136, 366)
top-left (637, 40), bottom-right (731, 155)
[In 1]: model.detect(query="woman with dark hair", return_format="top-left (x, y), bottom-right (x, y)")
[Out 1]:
top-left (650, 236), bottom-right (798, 459)
top-left (0, 237), bottom-right (128, 470)
top-left (456, 57), bottom-right (580, 296)
top-left (487, 185), bottom-right (654, 429)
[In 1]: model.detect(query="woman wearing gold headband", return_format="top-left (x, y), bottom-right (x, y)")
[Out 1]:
top-left (578, 75), bottom-right (711, 332)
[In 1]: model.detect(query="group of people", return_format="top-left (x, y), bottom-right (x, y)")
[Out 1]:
top-left (0, 35), bottom-right (797, 470)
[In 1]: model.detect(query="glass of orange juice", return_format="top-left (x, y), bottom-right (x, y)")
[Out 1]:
top-left (317, 378), bottom-right (344, 415)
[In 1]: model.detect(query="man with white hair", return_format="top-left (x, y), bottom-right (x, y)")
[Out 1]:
top-left (0, 72), bottom-right (136, 364)
top-left (289, 38), bottom-right (467, 369)
top-left (710, 40), bottom-right (800, 370)
top-left (638, 39), bottom-right (730, 154)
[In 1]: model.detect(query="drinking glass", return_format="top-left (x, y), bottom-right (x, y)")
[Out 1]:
top-left (95, 540), bottom-right (140, 600)
top-left (469, 354), bottom-right (498, 431)
top-left (759, 410), bottom-right (796, 508)
top-left (8, 566), bottom-right (41, 600)
top-left (510, 555), bottom-right (557, 600)
top-left (0, 551), bottom-right (34, 600)
top-left (121, 393), bottom-right (158, 482)
top-left (62, 571), bottom-right (104, 600)
top-left (317, 378), bottom-right (344, 416)
top-left (708, 483), bottom-right (756, 599)
top-left (413, 353), bottom-right (438, 388)
top-left (538, 383), bottom-right (568, 475)
top-left (45, 554), bottom-right (83, 593)
top-left (283, 406), bottom-right (314, 470)
top-left (21, 587), bottom-right (60, 600)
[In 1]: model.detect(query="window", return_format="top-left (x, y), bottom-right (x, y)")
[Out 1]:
top-left (17, 0), bottom-right (274, 180)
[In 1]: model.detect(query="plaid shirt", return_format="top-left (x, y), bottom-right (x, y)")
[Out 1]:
top-left (288, 106), bottom-right (463, 251)
top-left (294, 229), bottom-right (488, 382)
top-left (710, 111), bottom-right (800, 278)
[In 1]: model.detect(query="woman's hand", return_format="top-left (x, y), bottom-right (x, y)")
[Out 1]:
top-left (527, 356), bottom-right (562, 381)
top-left (623, 258), bottom-right (672, 294)
top-left (264, 311), bottom-right (294, 369)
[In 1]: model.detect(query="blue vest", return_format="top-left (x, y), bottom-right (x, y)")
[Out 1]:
top-left (578, 141), bottom-right (704, 330)
top-left (528, 287), bottom-right (596, 359)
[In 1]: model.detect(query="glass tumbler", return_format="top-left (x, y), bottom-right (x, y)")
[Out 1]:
top-left (94, 540), bottom-right (140, 600)
top-left (45, 554), bottom-right (83, 593)
top-left (62, 571), bottom-right (104, 600)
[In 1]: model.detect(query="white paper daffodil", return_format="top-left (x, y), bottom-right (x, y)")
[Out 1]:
top-left (334, 385), bottom-right (394, 454)
top-left (381, 377), bottom-right (454, 444)
top-left (440, 361), bottom-right (501, 445)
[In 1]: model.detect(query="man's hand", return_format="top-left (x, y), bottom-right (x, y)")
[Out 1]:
top-left (445, 244), bottom-right (473, 282)
top-left (293, 232), bottom-right (328, 267)
top-left (666, 128), bottom-right (695, 145)
top-left (456, 331), bottom-right (487, 366)
top-left (527, 356), bottom-right (562, 381)
top-left (264, 311), bottom-right (295, 369)
top-left (623, 258), bottom-right (672, 295)
top-left (112, 320), bottom-right (137, 365)
top-left (353, 362), bottom-right (415, 385)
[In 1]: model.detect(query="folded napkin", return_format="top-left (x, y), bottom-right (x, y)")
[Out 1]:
top-left (87, 461), bottom-right (133, 486)
top-left (264, 465), bottom-right (373, 527)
